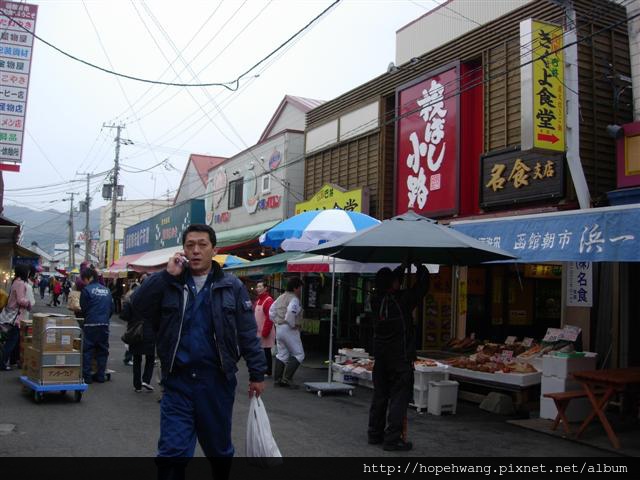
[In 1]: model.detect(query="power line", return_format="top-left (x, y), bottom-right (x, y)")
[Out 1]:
top-left (0, 0), bottom-right (341, 89)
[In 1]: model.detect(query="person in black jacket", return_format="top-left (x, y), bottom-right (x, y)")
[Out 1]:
top-left (122, 283), bottom-right (156, 393)
top-left (367, 263), bottom-right (429, 452)
top-left (130, 224), bottom-right (265, 480)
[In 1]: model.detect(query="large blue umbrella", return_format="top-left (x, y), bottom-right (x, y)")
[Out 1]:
top-left (259, 210), bottom-right (380, 251)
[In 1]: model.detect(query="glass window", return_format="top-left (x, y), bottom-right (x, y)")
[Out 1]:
top-left (228, 178), bottom-right (243, 209)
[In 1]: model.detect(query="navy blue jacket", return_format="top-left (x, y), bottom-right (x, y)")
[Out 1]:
top-left (130, 262), bottom-right (266, 383)
top-left (80, 281), bottom-right (114, 326)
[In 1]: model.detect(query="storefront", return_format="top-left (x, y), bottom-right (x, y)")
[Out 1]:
top-left (452, 204), bottom-right (640, 367)
top-left (303, 0), bottom-right (632, 353)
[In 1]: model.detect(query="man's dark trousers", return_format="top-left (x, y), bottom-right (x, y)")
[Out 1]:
top-left (157, 368), bottom-right (236, 457)
top-left (82, 325), bottom-right (109, 382)
top-left (368, 358), bottom-right (414, 444)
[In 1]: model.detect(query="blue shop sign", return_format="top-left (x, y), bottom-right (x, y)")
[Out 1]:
top-left (124, 199), bottom-right (205, 255)
top-left (451, 205), bottom-right (640, 262)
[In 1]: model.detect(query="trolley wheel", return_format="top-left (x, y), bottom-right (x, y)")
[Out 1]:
top-left (34, 391), bottom-right (43, 403)
top-left (317, 391), bottom-right (322, 397)
top-left (74, 391), bottom-right (82, 403)
top-left (105, 373), bottom-right (112, 381)
top-left (59, 390), bottom-right (67, 395)
top-left (348, 389), bottom-right (354, 397)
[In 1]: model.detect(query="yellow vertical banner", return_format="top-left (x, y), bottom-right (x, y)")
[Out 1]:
top-left (532, 20), bottom-right (565, 152)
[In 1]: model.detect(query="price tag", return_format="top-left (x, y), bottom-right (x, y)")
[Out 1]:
top-left (561, 325), bottom-right (581, 342)
top-left (505, 336), bottom-right (517, 345)
top-left (522, 337), bottom-right (534, 347)
top-left (500, 350), bottom-right (514, 362)
top-left (543, 328), bottom-right (563, 343)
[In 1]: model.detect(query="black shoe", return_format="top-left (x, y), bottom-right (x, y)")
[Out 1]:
top-left (368, 436), bottom-right (383, 445)
top-left (92, 374), bottom-right (105, 383)
top-left (84, 377), bottom-right (93, 384)
top-left (383, 440), bottom-right (413, 452)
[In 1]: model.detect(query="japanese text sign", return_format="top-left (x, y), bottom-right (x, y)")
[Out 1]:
top-left (481, 148), bottom-right (564, 208)
top-left (452, 205), bottom-right (640, 262)
top-left (123, 200), bottom-right (205, 255)
top-left (520, 19), bottom-right (565, 153)
top-left (295, 184), bottom-right (368, 214)
top-left (567, 261), bottom-right (592, 307)
top-left (0, 1), bottom-right (37, 170)
top-left (396, 65), bottom-right (459, 217)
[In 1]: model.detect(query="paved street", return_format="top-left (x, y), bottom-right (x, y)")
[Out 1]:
top-left (0, 297), bottom-right (619, 458)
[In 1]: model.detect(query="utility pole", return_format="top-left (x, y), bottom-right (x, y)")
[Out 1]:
top-left (83, 173), bottom-right (91, 261)
top-left (104, 123), bottom-right (124, 266)
top-left (66, 192), bottom-right (76, 270)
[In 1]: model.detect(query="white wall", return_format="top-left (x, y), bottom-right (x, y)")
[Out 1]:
top-left (267, 103), bottom-right (306, 138)
top-left (395, 0), bottom-right (532, 65)
top-left (99, 199), bottom-right (172, 243)
top-left (174, 163), bottom-right (205, 205)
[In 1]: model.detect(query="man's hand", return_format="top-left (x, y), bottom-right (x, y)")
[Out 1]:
top-left (167, 251), bottom-right (188, 276)
top-left (248, 381), bottom-right (265, 398)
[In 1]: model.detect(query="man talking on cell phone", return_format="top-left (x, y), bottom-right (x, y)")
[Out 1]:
top-left (130, 224), bottom-right (266, 480)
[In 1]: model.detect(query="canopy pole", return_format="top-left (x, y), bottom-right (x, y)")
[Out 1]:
top-left (328, 255), bottom-right (337, 383)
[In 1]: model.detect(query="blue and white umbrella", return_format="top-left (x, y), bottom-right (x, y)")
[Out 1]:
top-left (260, 210), bottom-right (381, 251)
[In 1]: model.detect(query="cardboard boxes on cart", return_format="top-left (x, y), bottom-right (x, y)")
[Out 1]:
top-left (24, 313), bottom-right (82, 384)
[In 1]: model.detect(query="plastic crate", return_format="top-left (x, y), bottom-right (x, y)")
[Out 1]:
top-left (427, 380), bottom-right (459, 415)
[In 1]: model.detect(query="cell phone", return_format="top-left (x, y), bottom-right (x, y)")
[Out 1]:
top-left (176, 255), bottom-right (189, 267)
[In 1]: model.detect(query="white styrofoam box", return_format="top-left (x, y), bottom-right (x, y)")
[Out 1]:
top-left (427, 380), bottom-right (459, 416)
top-left (529, 357), bottom-right (543, 372)
top-left (414, 371), bottom-right (446, 391)
top-left (413, 388), bottom-right (429, 408)
top-left (539, 397), bottom-right (593, 423)
top-left (448, 366), bottom-right (542, 387)
top-left (541, 376), bottom-right (583, 395)
top-left (542, 352), bottom-right (597, 379)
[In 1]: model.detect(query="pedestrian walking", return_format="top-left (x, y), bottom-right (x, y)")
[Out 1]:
top-left (79, 267), bottom-right (113, 384)
top-left (270, 277), bottom-right (304, 388)
top-left (130, 224), bottom-right (266, 478)
top-left (62, 278), bottom-right (71, 304)
top-left (1, 265), bottom-right (32, 370)
top-left (367, 264), bottom-right (429, 452)
top-left (38, 275), bottom-right (47, 299)
top-left (254, 281), bottom-right (275, 377)
top-left (122, 282), bottom-right (156, 392)
top-left (111, 280), bottom-right (124, 315)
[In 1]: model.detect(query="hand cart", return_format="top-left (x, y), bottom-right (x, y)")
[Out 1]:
top-left (19, 325), bottom-right (88, 403)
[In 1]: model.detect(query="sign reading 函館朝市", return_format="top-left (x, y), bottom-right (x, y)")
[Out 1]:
top-left (0, 1), bottom-right (38, 171)
top-left (395, 64), bottom-right (459, 217)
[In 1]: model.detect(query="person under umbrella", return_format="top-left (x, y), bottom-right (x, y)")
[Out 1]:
top-left (368, 263), bottom-right (429, 452)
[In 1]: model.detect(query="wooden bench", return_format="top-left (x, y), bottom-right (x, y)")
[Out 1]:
top-left (543, 390), bottom-right (588, 435)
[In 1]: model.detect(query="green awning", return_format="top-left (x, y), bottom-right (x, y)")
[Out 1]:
top-left (224, 251), bottom-right (310, 277)
top-left (215, 220), bottom-right (281, 248)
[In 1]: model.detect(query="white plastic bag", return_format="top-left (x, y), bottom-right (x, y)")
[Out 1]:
top-left (246, 396), bottom-right (282, 467)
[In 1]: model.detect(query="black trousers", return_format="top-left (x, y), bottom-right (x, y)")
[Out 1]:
top-left (263, 348), bottom-right (272, 375)
top-left (133, 353), bottom-right (155, 390)
top-left (368, 358), bottom-right (414, 444)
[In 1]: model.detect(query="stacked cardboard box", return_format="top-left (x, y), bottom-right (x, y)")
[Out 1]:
top-left (539, 352), bottom-right (598, 422)
top-left (19, 319), bottom-right (33, 375)
top-left (25, 313), bottom-right (82, 384)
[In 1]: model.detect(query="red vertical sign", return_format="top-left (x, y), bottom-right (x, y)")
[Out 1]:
top-left (396, 65), bottom-right (459, 217)
top-left (0, 1), bottom-right (38, 172)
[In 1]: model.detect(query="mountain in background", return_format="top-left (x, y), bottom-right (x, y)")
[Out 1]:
top-left (3, 205), bottom-right (102, 254)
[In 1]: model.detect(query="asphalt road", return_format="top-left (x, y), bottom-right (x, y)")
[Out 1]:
top-left (0, 297), bottom-right (618, 458)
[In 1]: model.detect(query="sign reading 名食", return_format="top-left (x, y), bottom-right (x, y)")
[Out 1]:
top-left (520, 19), bottom-right (565, 153)
top-left (481, 148), bottom-right (565, 208)
top-left (295, 184), bottom-right (368, 215)
top-left (567, 261), bottom-right (592, 307)
top-left (0, 1), bottom-right (38, 171)
top-left (395, 64), bottom-right (459, 217)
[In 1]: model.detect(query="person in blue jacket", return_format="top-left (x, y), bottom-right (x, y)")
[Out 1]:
top-left (79, 266), bottom-right (114, 384)
top-left (130, 224), bottom-right (266, 479)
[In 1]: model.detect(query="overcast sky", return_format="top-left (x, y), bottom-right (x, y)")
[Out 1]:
top-left (2, 0), bottom-right (448, 213)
